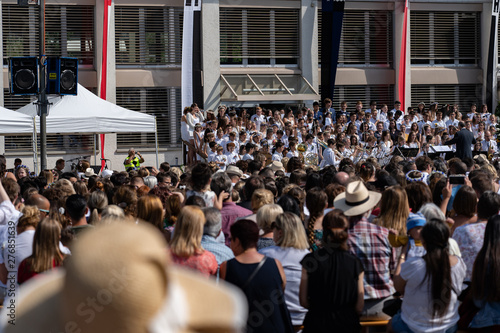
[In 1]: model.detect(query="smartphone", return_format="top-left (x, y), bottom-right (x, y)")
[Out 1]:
top-left (146, 166), bottom-right (154, 172)
top-left (449, 175), bottom-right (466, 185)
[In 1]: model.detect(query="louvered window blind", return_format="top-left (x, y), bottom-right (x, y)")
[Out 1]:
top-left (220, 8), bottom-right (299, 65)
top-left (115, 6), bottom-right (183, 66)
top-left (318, 11), bottom-right (393, 66)
top-left (3, 4), bottom-right (94, 66)
top-left (116, 87), bottom-right (181, 149)
top-left (411, 85), bottom-right (481, 113)
top-left (410, 11), bottom-right (480, 65)
top-left (328, 85), bottom-right (395, 110)
top-left (3, 91), bottom-right (97, 153)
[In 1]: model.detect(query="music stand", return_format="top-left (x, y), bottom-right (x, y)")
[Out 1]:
top-left (429, 146), bottom-right (455, 161)
top-left (473, 151), bottom-right (488, 157)
top-left (398, 148), bottom-right (419, 159)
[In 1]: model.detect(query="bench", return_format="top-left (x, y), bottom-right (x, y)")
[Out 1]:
top-left (360, 320), bottom-right (390, 333)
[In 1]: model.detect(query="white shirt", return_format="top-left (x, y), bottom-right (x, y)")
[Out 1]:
top-left (286, 151), bottom-right (299, 158)
top-left (242, 154), bottom-right (254, 161)
top-left (321, 147), bottom-right (337, 168)
top-left (400, 257), bottom-right (465, 333)
top-left (225, 151), bottom-right (240, 165)
top-left (272, 152), bottom-right (283, 162)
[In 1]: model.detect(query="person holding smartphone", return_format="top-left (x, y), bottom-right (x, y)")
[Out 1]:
top-left (123, 148), bottom-right (144, 171)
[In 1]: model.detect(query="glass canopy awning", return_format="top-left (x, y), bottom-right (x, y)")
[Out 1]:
top-left (220, 74), bottom-right (319, 101)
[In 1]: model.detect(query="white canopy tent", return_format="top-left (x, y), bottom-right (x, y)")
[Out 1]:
top-left (0, 107), bottom-right (37, 171)
top-left (16, 84), bottom-right (159, 170)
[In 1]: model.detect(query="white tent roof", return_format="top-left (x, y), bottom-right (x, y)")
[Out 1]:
top-left (16, 84), bottom-right (156, 134)
top-left (0, 106), bottom-right (34, 135)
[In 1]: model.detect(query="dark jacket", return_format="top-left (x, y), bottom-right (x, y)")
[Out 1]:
top-left (444, 128), bottom-right (476, 160)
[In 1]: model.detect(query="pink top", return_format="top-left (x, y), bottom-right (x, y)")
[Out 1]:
top-left (171, 250), bottom-right (218, 277)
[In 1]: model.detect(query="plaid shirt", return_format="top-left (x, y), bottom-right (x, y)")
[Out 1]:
top-left (347, 218), bottom-right (396, 300)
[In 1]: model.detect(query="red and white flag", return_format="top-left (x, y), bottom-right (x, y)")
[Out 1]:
top-left (398, 0), bottom-right (409, 113)
top-left (99, 0), bottom-right (112, 172)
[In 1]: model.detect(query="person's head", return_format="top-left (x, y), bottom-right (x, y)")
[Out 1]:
top-left (472, 215), bottom-right (500, 302)
top-left (305, 187), bottom-right (327, 218)
top-left (55, 159), bottom-right (65, 171)
top-left (277, 194), bottom-right (301, 217)
top-left (406, 212), bottom-right (426, 241)
top-left (477, 191), bottom-right (500, 220)
top-left (272, 212), bottom-right (308, 250)
top-left (202, 207), bottom-right (222, 238)
top-left (65, 194), bottom-right (88, 221)
top-left (229, 219), bottom-right (259, 254)
top-left (29, 217), bottom-right (64, 273)
top-left (113, 185), bottom-right (138, 217)
top-left (453, 185), bottom-right (477, 218)
top-left (359, 162), bottom-right (376, 182)
top-left (2, 178), bottom-right (20, 203)
top-left (251, 188), bottom-right (274, 212)
top-left (210, 172), bottom-right (232, 200)
top-left (137, 195), bottom-right (164, 232)
top-left (17, 205), bottom-right (41, 234)
top-left (321, 209), bottom-right (349, 250)
top-left (87, 190), bottom-right (108, 225)
top-left (190, 163), bottom-right (212, 191)
top-left (243, 175), bottom-right (264, 202)
top-left (256, 204), bottom-right (283, 235)
top-left (420, 219), bottom-right (453, 318)
top-left (16, 166), bottom-right (29, 180)
top-left (169, 206), bottom-right (205, 257)
top-left (405, 182), bottom-right (432, 212)
top-left (415, 156), bottom-right (433, 173)
top-left (376, 186), bottom-right (409, 235)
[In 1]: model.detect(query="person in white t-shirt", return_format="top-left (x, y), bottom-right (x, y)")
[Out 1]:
top-left (272, 141), bottom-right (284, 162)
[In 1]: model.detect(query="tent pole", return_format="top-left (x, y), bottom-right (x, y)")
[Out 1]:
top-left (155, 117), bottom-right (159, 169)
top-left (93, 134), bottom-right (97, 167)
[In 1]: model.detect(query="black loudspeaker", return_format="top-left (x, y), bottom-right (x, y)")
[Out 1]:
top-left (59, 57), bottom-right (78, 95)
top-left (9, 57), bottom-right (38, 95)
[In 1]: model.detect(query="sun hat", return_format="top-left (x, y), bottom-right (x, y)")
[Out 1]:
top-left (101, 169), bottom-right (113, 178)
top-left (83, 167), bottom-right (96, 178)
top-left (406, 212), bottom-right (427, 232)
top-left (333, 180), bottom-right (382, 216)
top-left (269, 161), bottom-right (285, 173)
top-left (226, 165), bottom-right (243, 178)
top-left (2, 222), bottom-right (247, 333)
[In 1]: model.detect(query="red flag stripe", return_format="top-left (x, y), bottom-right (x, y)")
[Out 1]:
top-left (398, 0), bottom-right (408, 114)
top-left (99, 0), bottom-right (112, 172)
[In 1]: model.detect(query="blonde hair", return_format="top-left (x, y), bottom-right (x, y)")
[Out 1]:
top-left (251, 188), bottom-right (274, 212)
top-left (25, 218), bottom-right (64, 273)
top-left (100, 205), bottom-right (126, 223)
top-left (169, 206), bottom-right (205, 257)
top-left (87, 191), bottom-right (108, 225)
top-left (375, 185), bottom-right (410, 235)
top-left (274, 212), bottom-right (309, 249)
top-left (256, 204), bottom-right (283, 234)
top-left (137, 195), bottom-right (164, 232)
top-left (17, 205), bottom-right (40, 233)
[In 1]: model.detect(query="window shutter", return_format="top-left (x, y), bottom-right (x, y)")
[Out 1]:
top-left (411, 84), bottom-right (481, 113)
top-left (318, 10), bottom-right (393, 66)
top-left (115, 6), bottom-right (183, 66)
top-left (3, 4), bottom-right (95, 66)
top-left (331, 85), bottom-right (395, 110)
top-left (220, 8), bottom-right (299, 65)
top-left (116, 87), bottom-right (181, 149)
top-left (410, 11), bottom-right (480, 65)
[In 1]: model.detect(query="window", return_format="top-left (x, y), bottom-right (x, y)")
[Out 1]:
top-left (220, 8), bottom-right (299, 66)
top-left (328, 85), bottom-right (395, 109)
top-left (115, 6), bottom-right (183, 66)
top-left (3, 90), bottom-right (97, 153)
top-left (411, 84), bottom-right (481, 113)
top-left (411, 11), bottom-right (480, 66)
top-left (116, 87), bottom-right (181, 149)
top-left (318, 11), bottom-right (393, 66)
top-left (3, 5), bottom-right (95, 66)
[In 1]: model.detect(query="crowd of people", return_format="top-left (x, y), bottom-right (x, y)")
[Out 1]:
top-left (0, 99), bottom-right (499, 332)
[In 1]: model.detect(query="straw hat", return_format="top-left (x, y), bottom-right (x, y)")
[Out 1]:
top-left (269, 161), bottom-right (285, 173)
top-left (333, 180), bottom-right (382, 216)
top-left (83, 167), bottom-right (96, 178)
top-left (3, 222), bottom-right (247, 333)
top-left (226, 165), bottom-right (243, 178)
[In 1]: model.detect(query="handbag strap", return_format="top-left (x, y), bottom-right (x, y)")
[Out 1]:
top-left (242, 257), bottom-right (267, 289)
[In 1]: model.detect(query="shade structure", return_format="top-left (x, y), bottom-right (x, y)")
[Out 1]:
top-left (16, 84), bottom-right (156, 134)
top-left (0, 106), bottom-right (34, 135)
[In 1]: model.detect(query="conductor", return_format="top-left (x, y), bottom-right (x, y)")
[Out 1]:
top-left (124, 148), bottom-right (144, 171)
top-left (444, 121), bottom-right (476, 160)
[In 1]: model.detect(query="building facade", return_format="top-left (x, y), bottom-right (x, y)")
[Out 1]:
top-left (0, 0), bottom-right (496, 171)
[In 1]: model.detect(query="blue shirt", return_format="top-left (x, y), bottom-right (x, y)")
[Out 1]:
top-left (201, 234), bottom-right (234, 265)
